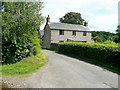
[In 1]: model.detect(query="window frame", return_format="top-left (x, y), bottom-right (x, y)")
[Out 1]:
top-left (72, 31), bottom-right (76, 36)
top-left (59, 30), bottom-right (64, 35)
top-left (83, 31), bottom-right (87, 36)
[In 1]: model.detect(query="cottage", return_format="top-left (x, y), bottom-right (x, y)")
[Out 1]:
top-left (42, 15), bottom-right (93, 48)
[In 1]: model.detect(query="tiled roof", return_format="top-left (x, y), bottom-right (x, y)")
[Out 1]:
top-left (49, 22), bottom-right (90, 31)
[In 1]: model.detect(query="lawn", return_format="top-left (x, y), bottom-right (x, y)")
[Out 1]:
top-left (0, 52), bottom-right (48, 76)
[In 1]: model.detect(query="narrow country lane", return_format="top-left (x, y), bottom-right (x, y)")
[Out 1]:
top-left (25, 50), bottom-right (118, 88)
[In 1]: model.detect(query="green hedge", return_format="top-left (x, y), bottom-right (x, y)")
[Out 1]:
top-left (2, 36), bottom-right (41, 64)
top-left (58, 42), bottom-right (120, 67)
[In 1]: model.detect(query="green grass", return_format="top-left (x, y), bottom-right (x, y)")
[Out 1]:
top-left (0, 52), bottom-right (48, 76)
top-left (58, 51), bottom-right (119, 74)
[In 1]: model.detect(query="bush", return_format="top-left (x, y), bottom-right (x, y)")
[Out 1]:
top-left (58, 42), bottom-right (120, 67)
top-left (31, 36), bottom-right (41, 55)
top-left (2, 2), bottom-right (44, 64)
top-left (2, 36), bottom-right (41, 64)
top-left (103, 40), bottom-right (116, 45)
top-left (2, 42), bottom-right (29, 64)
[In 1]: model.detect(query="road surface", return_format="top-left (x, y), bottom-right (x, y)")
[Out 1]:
top-left (25, 50), bottom-right (118, 88)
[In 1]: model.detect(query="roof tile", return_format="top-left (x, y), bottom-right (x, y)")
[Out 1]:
top-left (49, 22), bottom-right (90, 31)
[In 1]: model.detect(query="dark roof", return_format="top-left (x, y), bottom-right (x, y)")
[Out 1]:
top-left (48, 22), bottom-right (90, 31)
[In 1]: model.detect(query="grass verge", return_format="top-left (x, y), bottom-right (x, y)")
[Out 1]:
top-left (57, 51), bottom-right (119, 74)
top-left (0, 52), bottom-right (48, 76)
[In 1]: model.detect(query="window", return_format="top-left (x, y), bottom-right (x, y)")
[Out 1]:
top-left (59, 41), bottom-right (64, 42)
top-left (83, 31), bottom-right (87, 36)
top-left (59, 30), bottom-right (64, 35)
top-left (73, 31), bottom-right (76, 36)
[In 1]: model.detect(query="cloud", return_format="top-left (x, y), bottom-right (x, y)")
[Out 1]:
top-left (118, 1), bottom-right (120, 25)
top-left (89, 14), bottom-right (117, 32)
top-left (41, 0), bottom-right (119, 32)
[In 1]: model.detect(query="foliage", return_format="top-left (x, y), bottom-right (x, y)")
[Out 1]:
top-left (92, 36), bottom-right (103, 42)
top-left (103, 40), bottom-right (117, 45)
top-left (32, 36), bottom-right (42, 55)
top-left (59, 12), bottom-right (84, 25)
top-left (92, 31), bottom-right (118, 43)
top-left (1, 53), bottom-right (48, 76)
top-left (116, 25), bottom-right (120, 43)
top-left (111, 35), bottom-right (119, 43)
top-left (58, 42), bottom-right (120, 68)
top-left (2, 2), bottom-right (44, 64)
top-left (2, 43), bottom-right (29, 64)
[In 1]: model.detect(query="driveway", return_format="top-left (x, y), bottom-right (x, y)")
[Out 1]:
top-left (25, 50), bottom-right (118, 88)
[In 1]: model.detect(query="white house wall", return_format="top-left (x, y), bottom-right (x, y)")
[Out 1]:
top-left (51, 30), bottom-right (93, 43)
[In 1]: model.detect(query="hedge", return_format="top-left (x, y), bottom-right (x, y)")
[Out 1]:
top-left (2, 36), bottom-right (41, 64)
top-left (58, 42), bottom-right (120, 67)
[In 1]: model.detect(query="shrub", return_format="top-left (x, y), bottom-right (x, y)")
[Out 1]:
top-left (103, 40), bottom-right (116, 45)
top-left (31, 36), bottom-right (41, 55)
top-left (2, 42), bottom-right (30, 64)
top-left (58, 42), bottom-right (120, 67)
top-left (2, 36), bottom-right (41, 64)
top-left (2, 2), bottom-right (44, 64)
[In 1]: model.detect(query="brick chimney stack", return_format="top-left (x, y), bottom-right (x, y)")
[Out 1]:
top-left (84, 21), bottom-right (88, 27)
top-left (46, 15), bottom-right (50, 24)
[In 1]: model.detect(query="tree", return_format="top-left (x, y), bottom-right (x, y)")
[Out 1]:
top-left (92, 36), bottom-right (103, 42)
top-left (2, 2), bottom-right (44, 44)
top-left (59, 12), bottom-right (85, 25)
top-left (2, 2), bottom-right (44, 64)
top-left (92, 31), bottom-right (116, 42)
top-left (116, 25), bottom-right (120, 43)
top-left (112, 35), bottom-right (119, 43)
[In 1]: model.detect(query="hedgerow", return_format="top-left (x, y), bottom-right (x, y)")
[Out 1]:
top-left (58, 42), bottom-right (120, 67)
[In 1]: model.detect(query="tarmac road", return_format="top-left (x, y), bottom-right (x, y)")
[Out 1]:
top-left (25, 50), bottom-right (118, 88)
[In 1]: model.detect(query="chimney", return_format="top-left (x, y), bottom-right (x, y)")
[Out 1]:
top-left (46, 15), bottom-right (50, 24)
top-left (84, 21), bottom-right (88, 27)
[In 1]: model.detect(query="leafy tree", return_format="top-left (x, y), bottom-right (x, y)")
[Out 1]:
top-left (92, 36), bottom-right (103, 42)
top-left (113, 35), bottom-right (119, 43)
top-left (116, 25), bottom-right (120, 43)
top-left (2, 2), bottom-right (44, 64)
top-left (92, 31), bottom-right (116, 42)
top-left (2, 2), bottom-right (44, 44)
top-left (59, 12), bottom-right (85, 25)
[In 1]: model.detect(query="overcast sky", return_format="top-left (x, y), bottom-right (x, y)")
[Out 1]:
top-left (41, 0), bottom-right (119, 33)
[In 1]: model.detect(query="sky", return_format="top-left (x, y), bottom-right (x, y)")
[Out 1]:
top-left (41, 0), bottom-right (119, 33)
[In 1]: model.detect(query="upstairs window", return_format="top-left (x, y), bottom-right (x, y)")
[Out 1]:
top-left (73, 31), bottom-right (76, 36)
top-left (60, 30), bottom-right (64, 35)
top-left (83, 31), bottom-right (87, 36)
